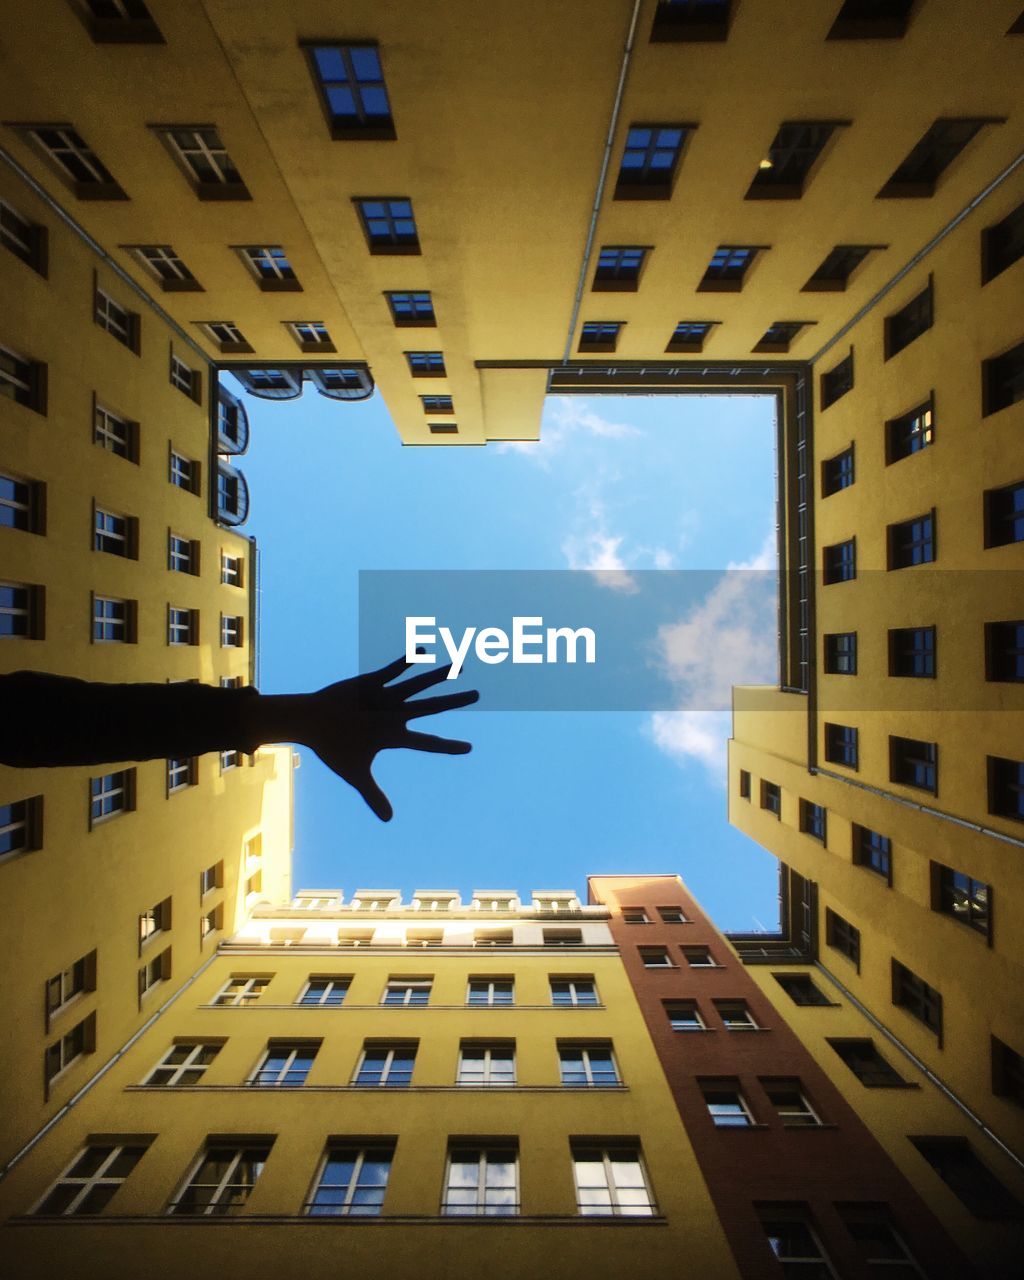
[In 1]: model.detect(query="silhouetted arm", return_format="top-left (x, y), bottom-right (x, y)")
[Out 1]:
top-left (0, 658), bottom-right (478, 821)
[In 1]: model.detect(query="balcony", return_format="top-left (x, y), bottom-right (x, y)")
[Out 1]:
top-left (229, 364), bottom-right (373, 402)
top-left (216, 385), bottom-right (250, 455)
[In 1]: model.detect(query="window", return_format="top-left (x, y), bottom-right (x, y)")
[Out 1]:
top-left (800, 800), bottom-right (827, 842)
top-left (886, 401), bottom-right (934, 463)
top-left (307, 1143), bottom-right (394, 1217)
top-left (219, 676), bottom-right (243, 690)
top-left (304, 43), bottom-right (394, 140)
top-left (2, 579), bottom-right (43, 639)
top-left (93, 507), bottom-right (135, 558)
top-left (700, 1080), bottom-right (754, 1127)
top-left (44, 1012), bottom-right (95, 1086)
top-left (774, 973), bottom-right (833, 1008)
top-left (753, 320), bottom-right (810, 353)
top-left (238, 245), bottom-right (298, 290)
top-left (910, 1137), bottom-right (1021, 1219)
top-left (287, 320), bottom-right (334, 352)
top-left (889, 627), bottom-right (935, 677)
top-left (170, 353), bottom-right (201, 402)
top-left (168, 534), bottom-right (199, 575)
top-left (1, 796), bottom-right (43, 858)
top-left (650, 0), bottom-right (732, 42)
top-left (550, 977), bottom-right (598, 1006)
top-left (168, 607), bottom-right (198, 646)
top-left (145, 1041), bottom-right (221, 1087)
top-left (128, 245), bottom-right (198, 290)
top-left (683, 945), bottom-right (718, 967)
top-left (158, 127), bottom-right (249, 199)
top-left (763, 1080), bottom-right (821, 1127)
top-left (988, 755), bottom-right (1024, 822)
top-left (758, 1205), bottom-right (837, 1277)
top-left (474, 929), bottom-right (513, 947)
top-left (34, 1141), bottom-right (149, 1216)
top-left (992, 1036), bottom-right (1024, 1107)
top-left (982, 340), bottom-right (1024, 415)
top-left (892, 960), bottom-right (942, 1037)
top-left (46, 951), bottom-right (96, 1022)
top-left (821, 352), bottom-right (853, 408)
top-left (761, 780), bottom-right (782, 816)
top-left (138, 946), bottom-right (171, 1000)
top-left (200, 905), bottom-right (222, 941)
top-left (558, 1044), bottom-right (619, 1087)
top-left (199, 321), bottom-right (252, 354)
top-left (593, 245), bottom-right (648, 290)
top-left (94, 286), bottom-right (139, 352)
top-left (93, 403), bottom-right (137, 460)
top-left (90, 769), bottom-right (134, 822)
top-left (803, 244), bottom-right (880, 292)
top-left (249, 1041), bottom-right (318, 1087)
top-left (827, 0), bottom-right (915, 39)
top-left (982, 199), bottom-right (1024, 283)
top-left (829, 1038), bottom-right (908, 1087)
top-left (824, 722), bottom-right (858, 768)
top-left (838, 1203), bottom-right (925, 1276)
top-left (639, 946), bottom-right (674, 968)
top-left (666, 1000), bottom-right (706, 1031)
top-left (0, 198), bottom-right (47, 274)
top-left (420, 394), bottom-right (454, 414)
top-left (666, 320), bottom-right (715, 352)
top-left (381, 979), bottom-right (431, 1007)
top-left (166, 757), bottom-right (196, 792)
top-left (443, 1145), bottom-right (518, 1216)
top-left (0, 472), bottom-right (44, 534)
top-left (739, 769), bottom-right (751, 799)
top-left (220, 614), bottom-right (243, 648)
top-left (457, 1042), bottom-right (516, 1086)
top-left (885, 281), bottom-right (933, 358)
top-left (578, 320), bottom-right (623, 352)
top-left (169, 450), bottom-right (200, 493)
top-left (826, 908), bottom-right (861, 968)
top-left (353, 1044), bottom-right (416, 1087)
top-left (657, 905), bottom-right (687, 924)
top-left (385, 291), bottom-right (435, 326)
top-left (220, 554), bottom-right (243, 587)
top-left (139, 897), bottom-right (171, 946)
top-left (213, 976), bottom-right (269, 1006)
top-left (931, 863), bottom-right (990, 936)
top-left (889, 735), bottom-right (937, 793)
top-left (169, 1141), bottom-right (273, 1215)
top-left (0, 344), bottom-right (46, 413)
top-left (714, 1000), bottom-right (759, 1031)
top-left (986, 620), bottom-right (1024, 682)
top-left (615, 124), bottom-right (689, 199)
top-left (823, 632), bottom-right (857, 675)
top-left (698, 244), bottom-right (759, 291)
top-left (22, 125), bottom-right (125, 198)
top-left (746, 122), bottom-right (837, 199)
top-left (299, 977), bottom-right (349, 1007)
top-left (467, 978), bottom-right (514, 1006)
top-left (405, 350), bottom-right (446, 377)
top-left (821, 447), bottom-right (854, 495)
top-left (823, 539), bottom-right (856, 584)
top-left (354, 198), bottom-right (419, 253)
top-left (92, 595), bottom-right (133, 643)
top-left (621, 908), bottom-right (649, 924)
top-left (571, 1144), bottom-right (654, 1216)
top-left (853, 826), bottom-right (892, 881)
top-left (74, 0), bottom-right (163, 42)
top-left (985, 480), bottom-right (1024, 547)
top-left (878, 119), bottom-right (995, 198)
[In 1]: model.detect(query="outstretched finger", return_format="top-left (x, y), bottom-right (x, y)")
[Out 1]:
top-left (401, 730), bottom-right (473, 755)
top-left (404, 689), bottom-right (480, 719)
top-left (354, 768), bottom-right (394, 821)
top-left (392, 663), bottom-right (457, 697)
top-left (372, 653), bottom-right (413, 685)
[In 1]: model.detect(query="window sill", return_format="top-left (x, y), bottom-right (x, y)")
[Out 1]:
top-left (15, 1212), bottom-right (668, 1227)
top-left (126, 1083), bottom-right (631, 1094)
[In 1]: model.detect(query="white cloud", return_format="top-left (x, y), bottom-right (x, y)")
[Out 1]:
top-left (561, 493), bottom-right (639, 593)
top-left (647, 530), bottom-right (778, 782)
top-left (495, 398), bottom-right (640, 465)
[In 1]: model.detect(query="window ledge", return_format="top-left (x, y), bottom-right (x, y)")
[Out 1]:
top-left (15, 1212), bottom-right (668, 1228)
top-left (126, 1084), bottom-right (630, 1094)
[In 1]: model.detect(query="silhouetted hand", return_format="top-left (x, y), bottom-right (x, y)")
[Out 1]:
top-left (290, 655), bottom-right (480, 821)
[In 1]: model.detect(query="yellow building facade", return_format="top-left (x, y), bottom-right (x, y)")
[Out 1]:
top-left (1, 149), bottom-right (294, 1165)
top-left (0, 889), bottom-right (740, 1280)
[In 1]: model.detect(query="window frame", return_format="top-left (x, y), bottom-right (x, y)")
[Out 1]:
top-left (155, 125), bottom-right (250, 201)
top-left (301, 41), bottom-right (395, 141)
top-left (306, 1142), bottom-right (395, 1217)
top-left (571, 1143), bottom-right (655, 1216)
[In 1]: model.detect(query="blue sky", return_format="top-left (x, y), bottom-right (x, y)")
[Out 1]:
top-left (237, 385), bottom-right (781, 931)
